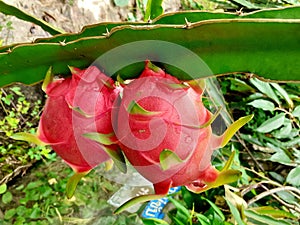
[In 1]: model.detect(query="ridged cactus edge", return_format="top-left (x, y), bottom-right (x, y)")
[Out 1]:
top-left (0, 7), bottom-right (300, 87)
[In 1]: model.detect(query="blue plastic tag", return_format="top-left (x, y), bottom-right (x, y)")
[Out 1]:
top-left (141, 186), bottom-right (181, 219)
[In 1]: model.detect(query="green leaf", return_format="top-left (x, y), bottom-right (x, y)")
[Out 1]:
top-left (0, 183), bottom-right (7, 194)
top-left (269, 148), bottom-right (291, 166)
top-left (196, 214), bottom-right (211, 225)
top-left (168, 197), bottom-right (191, 219)
top-left (2, 191), bottom-right (13, 204)
top-left (220, 115), bottom-right (253, 148)
top-left (0, 0), bottom-right (64, 35)
top-left (256, 113), bottom-right (285, 133)
top-left (276, 191), bottom-right (296, 204)
top-left (272, 119), bottom-right (292, 139)
top-left (250, 78), bottom-right (280, 105)
top-left (270, 83), bottom-right (294, 109)
top-left (25, 181), bottom-right (43, 190)
top-left (66, 171), bottom-right (89, 199)
top-left (244, 209), bottom-right (290, 225)
top-left (4, 208), bottom-right (16, 220)
top-left (144, 0), bottom-right (164, 21)
top-left (247, 99), bottom-right (275, 111)
top-left (286, 167), bottom-right (300, 186)
top-left (172, 217), bottom-right (186, 225)
top-left (201, 197), bottom-right (225, 221)
top-left (142, 218), bottom-right (169, 225)
top-left (227, 77), bottom-right (256, 92)
top-left (250, 206), bottom-right (297, 219)
top-left (208, 170), bottom-right (241, 189)
top-left (159, 149), bottom-right (183, 170)
top-left (114, 193), bottom-right (166, 214)
top-left (292, 105), bottom-right (300, 118)
top-left (225, 199), bottom-right (246, 225)
top-left (114, 0), bottom-right (130, 7)
top-left (29, 207), bottom-right (41, 219)
top-left (10, 132), bottom-right (47, 146)
top-left (225, 186), bottom-right (247, 225)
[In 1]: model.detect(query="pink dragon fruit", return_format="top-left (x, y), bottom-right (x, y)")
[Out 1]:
top-left (37, 66), bottom-right (121, 173)
top-left (114, 61), bottom-right (252, 198)
top-left (12, 66), bottom-right (126, 198)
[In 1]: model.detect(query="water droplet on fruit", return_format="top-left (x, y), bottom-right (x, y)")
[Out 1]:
top-left (185, 135), bottom-right (192, 143)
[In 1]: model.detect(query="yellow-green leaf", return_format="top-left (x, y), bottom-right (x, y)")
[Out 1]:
top-left (83, 132), bottom-right (117, 145)
top-left (10, 132), bottom-right (47, 146)
top-left (221, 115), bottom-right (253, 147)
top-left (159, 149), bottom-right (183, 170)
top-left (127, 101), bottom-right (160, 116)
top-left (66, 171), bottom-right (89, 199)
top-left (42, 67), bottom-right (53, 92)
top-left (114, 193), bottom-right (166, 214)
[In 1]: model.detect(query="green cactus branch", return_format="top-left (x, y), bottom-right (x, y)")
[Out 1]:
top-left (1, 6), bottom-right (299, 52)
top-left (0, 0), bottom-right (65, 35)
top-left (0, 8), bottom-right (300, 87)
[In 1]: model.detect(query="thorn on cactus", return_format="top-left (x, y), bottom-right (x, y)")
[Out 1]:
top-left (103, 27), bottom-right (110, 37)
top-left (59, 40), bottom-right (66, 46)
top-left (184, 17), bottom-right (192, 28)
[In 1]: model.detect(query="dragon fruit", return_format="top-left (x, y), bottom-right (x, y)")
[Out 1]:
top-left (114, 61), bottom-right (252, 198)
top-left (12, 66), bottom-right (125, 198)
top-left (37, 66), bottom-right (122, 173)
